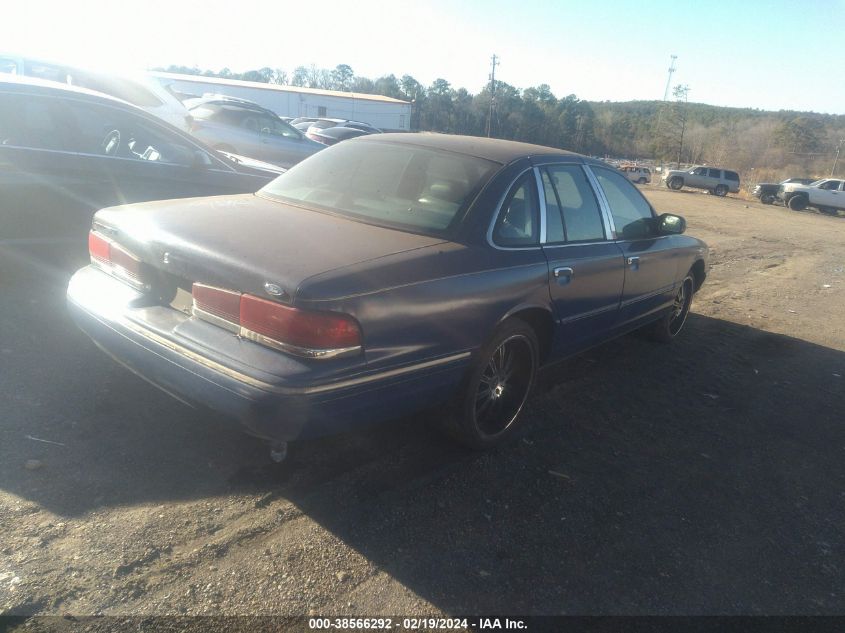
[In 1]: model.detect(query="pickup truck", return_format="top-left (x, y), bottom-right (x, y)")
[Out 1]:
top-left (752, 178), bottom-right (814, 204)
top-left (778, 179), bottom-right (845, 215)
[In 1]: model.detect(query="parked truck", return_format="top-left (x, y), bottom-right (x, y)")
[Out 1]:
top-left (778, 179), bottom-right (845, 215)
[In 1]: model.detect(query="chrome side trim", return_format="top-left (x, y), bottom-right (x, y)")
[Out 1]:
top-left (110, 313), bottom-right (471, 396)
top-left (582, 164), bottom-right (617, 239)
top-left (533, 167), bottom-right (547, 244)
top-left (238, 327), bottom-right (361, 360)
top-left (486, 167), bottom-right (542, 252)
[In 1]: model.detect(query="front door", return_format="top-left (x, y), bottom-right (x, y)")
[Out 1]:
top-left (589, 165), bottom-right (681, 328)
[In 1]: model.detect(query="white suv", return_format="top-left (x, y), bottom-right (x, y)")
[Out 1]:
top-left (620, 165), bottom-right (652, 184)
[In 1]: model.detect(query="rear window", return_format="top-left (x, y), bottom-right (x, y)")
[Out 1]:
top-left (724, 170), bottom-right (739, 181)
top-left (260, 141), bottom-right (500, 235)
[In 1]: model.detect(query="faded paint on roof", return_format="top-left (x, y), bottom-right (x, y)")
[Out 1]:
top-left (150, 72), bottom-right (411, 105)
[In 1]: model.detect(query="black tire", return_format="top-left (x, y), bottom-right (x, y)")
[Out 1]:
top-left (760, 193), bottom-right (775, 204)
top-left (818, 206), bottom-right (839, 216)
top-left (650, 275), bottom-right (694, 342)
top-left (788, 195), bottom-right (808, 211)
top-left (637, 177), bottom-right (647, 184)
top-left (441, 319), bottom-right (538, 449)
top-left (668, 177), bottom-right (683, 190)
top-left (714, 185), bottom-right (728, 197)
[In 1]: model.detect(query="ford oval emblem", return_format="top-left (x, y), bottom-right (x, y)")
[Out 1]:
top-left (264, 282), bottom-right (284, 296)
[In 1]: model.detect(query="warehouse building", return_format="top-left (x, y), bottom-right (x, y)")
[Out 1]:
top-left (149, 72), bottom-right (412, 131)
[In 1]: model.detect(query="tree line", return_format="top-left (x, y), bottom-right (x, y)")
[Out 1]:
top-left (156, 63), bottom-right (845, 183)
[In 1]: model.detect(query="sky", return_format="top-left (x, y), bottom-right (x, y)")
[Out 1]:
top-left (3, 0), bottom-right (844, 113)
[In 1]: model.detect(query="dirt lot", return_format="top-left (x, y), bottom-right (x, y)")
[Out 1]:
top-left (1, 186), bottom-right (844, 618)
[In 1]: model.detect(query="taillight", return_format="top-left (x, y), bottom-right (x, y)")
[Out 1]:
top-left (191, 284), bottom-right (362, 358)
top-left (88, 230), bottom-right (149, 291)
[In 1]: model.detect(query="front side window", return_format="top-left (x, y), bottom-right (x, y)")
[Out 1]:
top-left (492, 172), bottom-right (540, 247)
top-left (692, 167), bottom-right (706, 175)
top-left (592, 166), bottom-right (655, 240)
top-left (542, 165), bottom-right (605, 243)
top-left (64, 101), bottom-right (196, 166)
top-left (820, 180), bottom-right (839, 190)
top-left (261, 140), bottom-right (500, 235)
top-left (257, 114), bottom-right (302, 139)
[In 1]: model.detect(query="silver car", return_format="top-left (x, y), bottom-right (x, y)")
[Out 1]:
top-left (186, 96), bottom-right (324, 168)
top-left (662, 165), bottom-right (740, 196)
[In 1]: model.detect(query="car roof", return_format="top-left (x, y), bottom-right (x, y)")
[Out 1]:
top-left (0, 73), bottom-right (133, 105)
top-left (357, 132), bottom-right (587, 165)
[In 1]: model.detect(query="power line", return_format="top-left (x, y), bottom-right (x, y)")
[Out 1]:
top-left (486, 54), bottom-right (498, 138)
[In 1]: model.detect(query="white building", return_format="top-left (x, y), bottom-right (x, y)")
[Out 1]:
top-left (149, 72), bottom-right (412, 131)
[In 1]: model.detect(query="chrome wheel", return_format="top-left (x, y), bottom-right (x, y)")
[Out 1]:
top-left (669, 278), bottom-right (693, 336)
top-left (474, 334), bottom-right (535, 438)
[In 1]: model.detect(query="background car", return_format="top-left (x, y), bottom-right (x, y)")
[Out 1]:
top-left (753, 177), bottom-right (814, 204)
top-left (304, 118), bottom-right (381, 137)
top-left (619, 165), bottom-right (652, 184)
top-left (663, 165), bottom-right (740, 196)
top-left (307, 126), bottom-right (374, 146)
top-left (67, 133), bottom-right (707, 460)
top-left (0, 76), bottom-right (281, 245)
top-left (0, 53), bottom-right (193, 131)
top-left (185, 95), bottom-right (324, 168)
top-left (778, 178), bottom-right (845, 214)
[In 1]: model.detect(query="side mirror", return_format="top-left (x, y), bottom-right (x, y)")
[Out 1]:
top-left (657, 213), bottom-right (686, 235)
top-left (191, 150), bottom-right (213, 169)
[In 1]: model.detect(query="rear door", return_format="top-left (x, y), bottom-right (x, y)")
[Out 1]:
top-left (535, 162), bottom-right (624, 353)
top-left (589, 165), bottom-right (680, 328)
top-left (0, 90), bottom-right (92, 242)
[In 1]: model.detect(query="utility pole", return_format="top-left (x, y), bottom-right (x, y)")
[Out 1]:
top-left (486, 54), bottom-right (499, 138)
top-left (673, 84), bottom-right (690, 169)
top-left (831, 139), bottom-right (844, 176)
top-left (663, 55), bottom-right (677, 101)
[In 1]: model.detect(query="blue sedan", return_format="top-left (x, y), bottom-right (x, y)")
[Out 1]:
top-left (67, 134), bottom-right (707, 458)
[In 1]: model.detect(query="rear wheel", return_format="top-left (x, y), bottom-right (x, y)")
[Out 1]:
top-left (668, 177), bottom-right (683, 190)
top-left (650, 275), bottom-right (694, 342)
top-left (441, 319), bottom-right (538, 449)
top-left (788, 195), bottom-right (808, 211)
top-left (637, 177), bottom-right (647, 184)
top-left (714, 185), bottom-right (728, 197)
top-left (760, 193), bottom-right (775, 204)
top-left (818, 206), bottom-right (839, 216)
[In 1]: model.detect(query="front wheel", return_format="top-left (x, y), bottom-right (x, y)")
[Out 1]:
top-left (650, 275), bottom-right (694, 342)
top-left (441, 319), bottom-right (538, 449)
top-left (668, 177), bottom-right (683, 190)
top-left (760, 193), bottom-right (775, 204)
top-left (637, 177), bottom-right (647, 184)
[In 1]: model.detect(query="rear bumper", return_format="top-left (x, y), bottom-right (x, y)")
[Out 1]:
top-left (67, 266), bottom-right (470, 441)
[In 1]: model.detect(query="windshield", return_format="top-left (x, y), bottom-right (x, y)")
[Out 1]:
top-left (260, 140), bottom-right (500, 235)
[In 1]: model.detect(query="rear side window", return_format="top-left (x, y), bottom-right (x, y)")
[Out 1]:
top-left (493, 172), bottom-right (540, 247)
top-left (724, 170), bottom-right (739, 182)
top-left (592, 166), bottom-right (654, 240)
top-left (708, 168), bottom-right (721, 178)
top-left (542, 165), bottom-right (605, 243)
top-left (0, 93), bottom-right (67, 150)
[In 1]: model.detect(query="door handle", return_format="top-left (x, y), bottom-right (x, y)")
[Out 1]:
top-left (553, 267), bottom-right (574, 284)
top-left (627, 256), bottom-right (640, 265)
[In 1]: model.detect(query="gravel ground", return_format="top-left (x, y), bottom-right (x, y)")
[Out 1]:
top-left (1, 186), bottom-right (844, 618)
